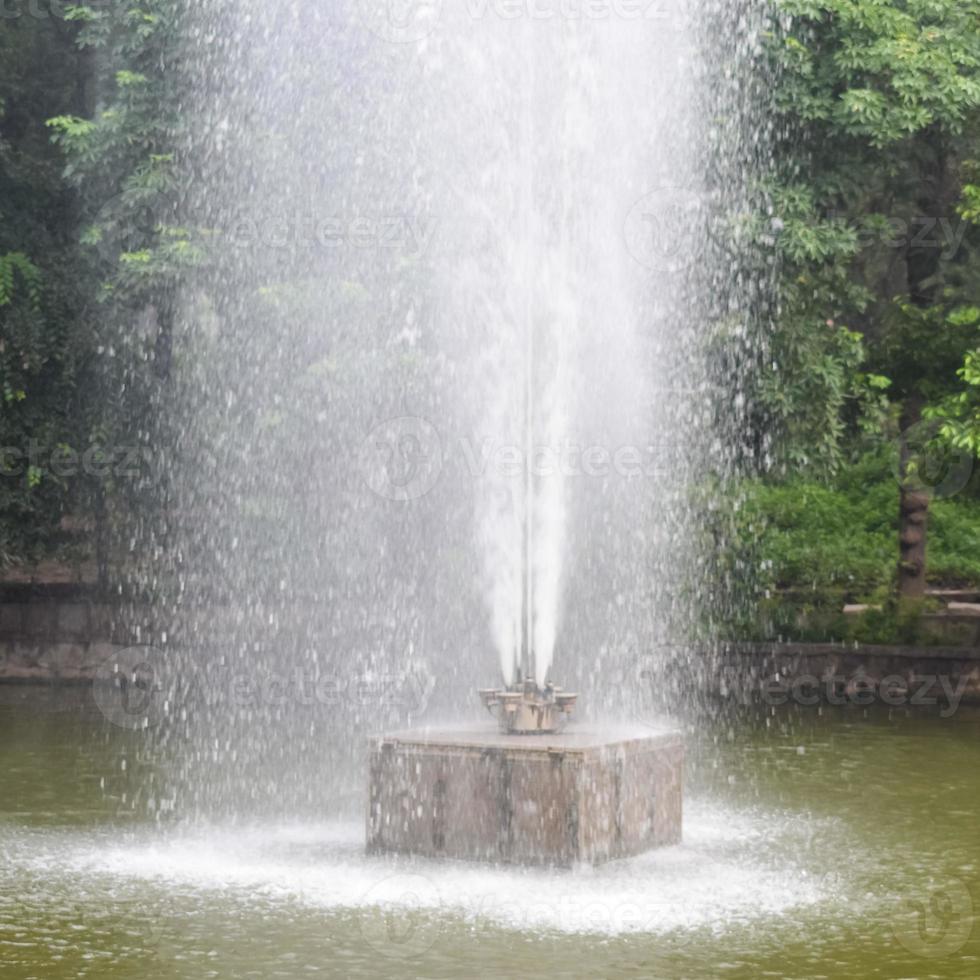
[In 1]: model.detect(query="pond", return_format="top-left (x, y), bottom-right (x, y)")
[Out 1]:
top-left (1, 686), bottom-right (978, 979)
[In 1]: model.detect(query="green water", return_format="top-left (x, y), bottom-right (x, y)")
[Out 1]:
top-left (1, 686), bottom-right (978, 979)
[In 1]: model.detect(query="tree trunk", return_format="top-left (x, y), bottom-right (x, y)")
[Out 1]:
top-left (897, 397), bottom-right (928, 599)
top-left (896, 128), bottom-right (949, 600)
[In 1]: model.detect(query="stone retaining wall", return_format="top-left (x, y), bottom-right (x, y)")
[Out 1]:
top-left (0, 599), bottom-right (126, 683)
top-left (1, 599), bottom-right (979, 708)
top-left (713, 642), bottom-right (980, 706)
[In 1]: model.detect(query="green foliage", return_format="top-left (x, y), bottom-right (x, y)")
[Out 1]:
top-left (776, 0), bottom-right (980, 145)
top-left (921, 181), bottom-right (980, 452)
top-left (0, 14), bottom-right (91, 565)
top-left (755, 182), bottom-right (887, 473)
top-left (1, 3), bottom-right (195, 568)
top-left (763, 0), bottom-right (980, 476)
top-left (734, 463), bottom-right (897, 598)
top-left (47, 2), bottom-right (194, 308)
top-left (929, 491), bottom-right (980, 580)
top-left (962, 181), bottom-right (980, 223)
top-left (925, 346), bottom-right (980, 453)
top-left (0, 252), bottom-right (41, 312)
top-left (42, 1), bottom-right (199, 582)
top-left (720, 451), bottom-right (980, 642)
top-left (0, 252), bottom-right (45, 412)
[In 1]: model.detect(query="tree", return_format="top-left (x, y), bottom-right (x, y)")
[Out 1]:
top-left (0, 13), bottom-right (90, 564)
top-left (768, 0), bottom-right (980, 597)
top-left (46, 1), bottom-right (198, 586)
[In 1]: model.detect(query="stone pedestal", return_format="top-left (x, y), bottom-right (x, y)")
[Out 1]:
top-left (367, 725), bottom-right (683, 867)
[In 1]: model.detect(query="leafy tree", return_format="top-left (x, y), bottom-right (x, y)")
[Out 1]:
top-left (47, 0), bottom-right (195, 366)
top-left (46, 1), bottom-right (199, 586)
top-left (0, 13), bottom-right (90, 565)
top-left (768, 0), bottom-right (980, 597)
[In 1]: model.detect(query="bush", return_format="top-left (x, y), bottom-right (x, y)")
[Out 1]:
top-left (720, 449), bottom-right (980, 643)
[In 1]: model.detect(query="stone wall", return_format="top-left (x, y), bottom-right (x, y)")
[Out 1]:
top-left (0, 597), bottom-right (126, 683)
top-left (710, 642), bottom-right (980, 707)
top-left (1, 596), bottom-right (979, 709)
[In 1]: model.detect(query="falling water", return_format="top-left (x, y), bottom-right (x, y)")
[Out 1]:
top-left (125, 0), bottom-right (776, 818)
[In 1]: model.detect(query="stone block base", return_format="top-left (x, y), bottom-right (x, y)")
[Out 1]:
top-left (367, 725), bottom-right (683, 867)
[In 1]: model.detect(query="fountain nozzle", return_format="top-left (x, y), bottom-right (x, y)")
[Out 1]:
top-left (479, 676), bottom-right (577, 734)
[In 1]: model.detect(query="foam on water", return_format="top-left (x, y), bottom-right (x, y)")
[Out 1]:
top-left (2, 802), bottom-right (840, 937)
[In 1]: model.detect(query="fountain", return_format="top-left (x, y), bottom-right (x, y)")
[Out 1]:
top-left (368, 539), bottom-right (683, 868)
top-left (368, 596), bottom-right (683, 867)
top-left (368, 511), bottom-right (685, 866)
top-left (361, 109), bottom-right (685, 859)
top-left (366, 724), bottom-right (683, 867)
top-left (365, 308), bottom-right (683, 866)
top-left (148, 0), bottom-right (765, 858)
top-left (10, 4), bottom-right (980, 976)
top-left (367, 518), bottom-right (685, 866)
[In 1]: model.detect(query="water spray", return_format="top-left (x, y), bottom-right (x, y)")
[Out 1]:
top-left (478, 42), bottom-right (577, 734)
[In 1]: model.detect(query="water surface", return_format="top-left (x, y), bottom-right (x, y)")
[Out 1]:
top-left (1, 687), bottom-right (978, 979)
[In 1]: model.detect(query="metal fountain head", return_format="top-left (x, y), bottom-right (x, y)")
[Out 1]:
top-left (479, 675), bottom-right (577, 734)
